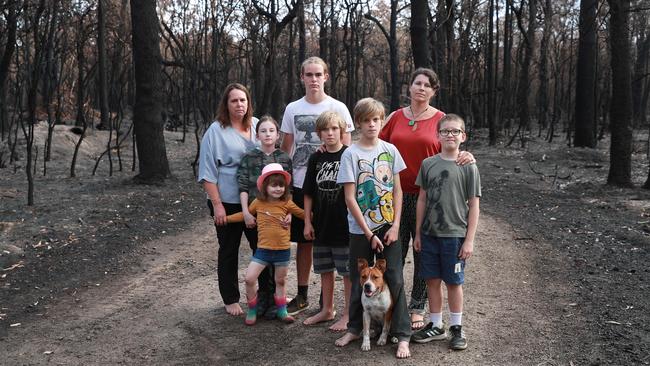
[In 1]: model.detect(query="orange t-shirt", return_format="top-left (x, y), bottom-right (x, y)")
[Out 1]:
top-left (226, 199), bottom-right (305, 250)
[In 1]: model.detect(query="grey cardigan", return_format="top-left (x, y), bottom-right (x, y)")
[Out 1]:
top-left (198, 120), bottom-right (257, 204)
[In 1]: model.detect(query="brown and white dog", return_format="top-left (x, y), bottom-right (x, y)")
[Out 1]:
top-left (358, 258), bottom-right (393, 351)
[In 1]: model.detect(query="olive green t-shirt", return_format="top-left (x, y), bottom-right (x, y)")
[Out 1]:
top-left (415, 155), bottom-right (481, 237)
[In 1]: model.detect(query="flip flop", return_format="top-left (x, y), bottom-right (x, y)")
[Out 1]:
top-left (411, 319), bottom-right (425, 330)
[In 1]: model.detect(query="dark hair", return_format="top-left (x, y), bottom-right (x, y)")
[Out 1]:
top-left (258, 174), bottom-right (290, 201)
top-left (410, 68), bottom-right (440, 92)
top-left (256, 115), bottom-right (280, 134)
top-left (216, 83), bottom-right (253, 129)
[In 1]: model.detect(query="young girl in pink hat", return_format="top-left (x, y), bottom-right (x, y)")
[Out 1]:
top-left (224, 163), bottom-right (304, 325)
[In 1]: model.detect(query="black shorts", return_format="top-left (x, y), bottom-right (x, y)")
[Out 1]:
top-left (290, 187), bottom-right (309, 243)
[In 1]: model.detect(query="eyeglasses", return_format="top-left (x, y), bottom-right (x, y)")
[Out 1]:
top-left (438, 129), bottom-right (464, 136)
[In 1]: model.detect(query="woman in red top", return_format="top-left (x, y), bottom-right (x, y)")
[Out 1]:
top-left (379, 68), bottom-right (474, 330)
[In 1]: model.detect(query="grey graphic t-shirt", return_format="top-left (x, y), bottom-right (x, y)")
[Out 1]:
top-left (415, 155), bottom-right (481, 237)
top-left (280, 96), bottom-right (353, 188)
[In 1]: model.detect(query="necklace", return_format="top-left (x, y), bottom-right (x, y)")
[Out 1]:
top-left (408, 105), bottom-right (429, 131)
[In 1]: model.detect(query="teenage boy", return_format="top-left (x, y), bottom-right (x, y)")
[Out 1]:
top-left (280, 56), bottom-right (354, 315)
top-left (302, 111), bottom-right (351, 331)
top-left (412, 114), bottom-right (481, 351)
top-left (334, 98), bottom-right (411, 359)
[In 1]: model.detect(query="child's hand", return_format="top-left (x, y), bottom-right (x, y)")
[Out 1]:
top-left (458, 240), bottom-right (474, 260)
top-left (383, 226), bottom-right (399, 246)
top-left (369, 234), bottom-right (384, 252)
top-left (243, 212), bottom-right (257, 228)
top-left (413, 235), bottom-right (421, 252)
top-left (303, 222), bottom-right (314, 241)
top-left (281, 213), bottom-right (292, 229)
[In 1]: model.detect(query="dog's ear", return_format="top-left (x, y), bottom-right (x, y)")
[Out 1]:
top-left (358, 258), bottom-right (369, 271)
top-left (376, 259), bottom-right (387, 273)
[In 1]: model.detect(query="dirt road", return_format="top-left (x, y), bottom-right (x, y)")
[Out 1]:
top-left (1, 213), bottom-right (578, 365)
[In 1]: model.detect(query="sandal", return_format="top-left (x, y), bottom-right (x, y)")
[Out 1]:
top-left (411, 314), bottom-right (425, 330)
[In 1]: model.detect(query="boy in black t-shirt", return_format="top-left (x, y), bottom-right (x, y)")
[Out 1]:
top-left (302, 111), bottom-right (351, 331)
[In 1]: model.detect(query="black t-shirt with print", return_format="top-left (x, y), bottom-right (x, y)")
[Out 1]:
top-left (303, 146), bottom-right (349, 247)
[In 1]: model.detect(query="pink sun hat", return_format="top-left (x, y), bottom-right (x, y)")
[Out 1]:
top-left (256, 163), bottom-right (292, 193)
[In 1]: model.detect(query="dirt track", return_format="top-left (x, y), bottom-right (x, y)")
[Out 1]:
top-left (2, 127), bottom-right (649, 365)
top-left (2, 212), bottom-right (578, 365)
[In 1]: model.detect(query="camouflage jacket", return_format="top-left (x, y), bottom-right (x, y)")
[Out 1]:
top-left (237, 148), bottom-right (293, 203)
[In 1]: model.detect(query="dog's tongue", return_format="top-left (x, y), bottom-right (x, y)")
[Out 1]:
top-left (364, 289), bottom-right (374, 297)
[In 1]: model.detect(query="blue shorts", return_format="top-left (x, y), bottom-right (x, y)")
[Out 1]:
top-left (418, 235), bottom-right (465, 285)
top-left (313, 246), bottom-right (350, 276)
top-left (251, 248), bottom-right (291, 267)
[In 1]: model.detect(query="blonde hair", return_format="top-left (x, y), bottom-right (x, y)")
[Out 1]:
top-left (316, 111), bottom-right (347, 139)
top-left (301, 56), bottom-right (329, 75)
top-left (439, 113), bottom-right (466, 132)
top-left (353, 98), bottom-right (385, 125)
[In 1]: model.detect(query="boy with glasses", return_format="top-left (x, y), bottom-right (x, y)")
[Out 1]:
top-left (411, 114), bottom-right (481, 351)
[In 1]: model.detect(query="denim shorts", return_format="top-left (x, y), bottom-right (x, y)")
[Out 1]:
top-left (418, 235), bottom-right (465, 285)
top-left (313, 246), bottom-right (350, 276)
top-left (251, 248), bottom-right (291, 267)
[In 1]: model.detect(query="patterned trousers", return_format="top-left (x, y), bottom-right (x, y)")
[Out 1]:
top-left (400, 192), bottom-right (428, 314)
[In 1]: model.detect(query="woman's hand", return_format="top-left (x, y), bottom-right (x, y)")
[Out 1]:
top-left (213, 202), bottom-right (227, 226)
top-left (456, 151), bottom-right (476, 166)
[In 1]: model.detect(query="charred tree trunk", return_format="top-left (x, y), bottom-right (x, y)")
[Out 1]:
top-left (607, 0), bottom-right (633, 187)
top-left (410, 0), bottom-right (431, 69)
top-left (574, 0), bottom-right (598, 147)
top-left (130, 0), bottom-right (171, 182)
top-left (0, 1), bottom-right (17, 139)
top-left (537, 0), bottom-right (552, 135)
top-left (510, 0), bottom-right (536, 147)
top-left (365, 0), bottom-right (400, 111)
top-left (632, 20), bottom-right (649, 126)
top-left (487, 0), bottom-right (497, 144)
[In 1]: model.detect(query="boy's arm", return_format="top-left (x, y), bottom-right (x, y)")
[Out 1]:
top-left (413, 188), bottom-right (427, 252)
top-left (459, 196), bottom-right (480, 260)
top-left (280, 132), bottom-right (294, 155)
top-left (342, 132), bottom-right (352, 146)
top-left (383, 174), bottom-right (402, 246)
top-left (343, 183), bottom-right (383, 252)
top-left (303, 194), bottom-right (315, 241)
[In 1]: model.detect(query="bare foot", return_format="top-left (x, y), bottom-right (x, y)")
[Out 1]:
top-left (329, 315), bottom-right (348, 332)
top-left (334, 332), bottom-right (360, 347)
top-left (396, 341), bottom-right (411, 359)
top-left (303, 310), bottom-right (336, 325)
top-left (224, 303), bottom-right (244, 316)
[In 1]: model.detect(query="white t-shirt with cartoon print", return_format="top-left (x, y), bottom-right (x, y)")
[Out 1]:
top-left (337, 141), bottom-right (406, 234)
